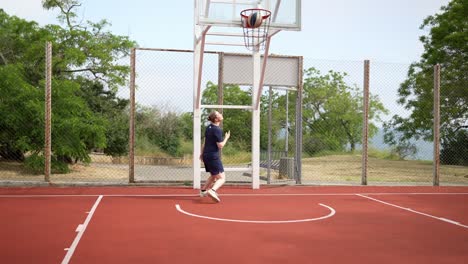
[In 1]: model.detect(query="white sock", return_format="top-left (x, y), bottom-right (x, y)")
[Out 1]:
top-left (212, 176), bottom-right (225, 191)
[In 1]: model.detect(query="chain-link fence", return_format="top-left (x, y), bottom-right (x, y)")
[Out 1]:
top-left (130, 49), bottom-right (300, 185)
top-left (1, 45), bottom-right (467, 186)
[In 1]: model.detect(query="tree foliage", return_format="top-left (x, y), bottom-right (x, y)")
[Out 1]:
top-left (0, 65), bottom-right (42, 161)
top-left (259, 87), bottom-right (296, 152)
top-left (384, 0), bottom-right (467, 164)
top-left (200, 81), bottom-right (284, 151)
top-left (201, 82), bottom-right (254, 151)
top-left (200, 68), bottom-right (388, 157)
top-left (0, 1), bottom-right (135, 171)
top-left (135, 105), bottom-right (183, 157)
top-left (303, 68), bottom-right (387, 155)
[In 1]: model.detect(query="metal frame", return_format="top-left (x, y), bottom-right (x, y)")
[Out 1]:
top-left (193, 0), bottom-right (302, 189)
top-left (192, 50), bottom-right (303, 189)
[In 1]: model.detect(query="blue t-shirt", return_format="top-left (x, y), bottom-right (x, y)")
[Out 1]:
top-left (203, 124), bottom-right (223, 154)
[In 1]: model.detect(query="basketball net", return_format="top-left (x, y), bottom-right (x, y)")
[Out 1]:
top-left (240, 9), bottom-right (271, 51)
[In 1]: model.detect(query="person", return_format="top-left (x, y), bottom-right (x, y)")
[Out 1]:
top-left (200, 111), bottom-right (230, 203)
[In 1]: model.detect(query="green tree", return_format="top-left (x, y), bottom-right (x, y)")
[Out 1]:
top-left (303, 68), bottom-right (387, 155)
top-left (259, 88), bottom-right (293, 152)
top-left (201, 82), bottom-right (253, 151)
top-left (76, 77), bottom-right (129, 156)
top-left (0, 65), bottom-right (42, 161)
top-left (0, 10), bottom-right (51, 84)
top-left (49, 79), bottom-right (107, 164)
top-left (153, 112), bottom-right (182, 156)
top-left (0, 1), bottom-right (135, 170)
top-left (384, 0), bottom-right (467, 164)
top-left (441, 130), bottom-right (468, 165)
top-left (42, 0), bottom-right (135, 159)
top-left (0, 64), bottom-right (106, 171)
top-left (180, 112), bottom-right (194, 141)
top-left (135, 105), bottom-right (183, 157)
top-left (42, 0), bottom-right (135, 91)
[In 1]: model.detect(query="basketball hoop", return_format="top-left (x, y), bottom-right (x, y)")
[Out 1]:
top-left (240, 9), bottom-right (271, 51)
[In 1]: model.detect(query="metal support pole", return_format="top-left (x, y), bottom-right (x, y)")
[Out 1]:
top-left (193, 26), bottom-right (210, 189)
top-left (44, 42), bottom-right (52, 182)
top-left (129, 48), bottom-right (136, 183)
top-left (361, 60), bottom-right (370, 185)
top-left (285, 91), bottom-right (289, 154)
top-left (252, 50), bottom-right (261, 189)
top-left (218, 52), bottom-right (224, 118)
top-left (295, 56), bottom-right (303, 184)
top-left (254, 36), bottom-right (271, 110)
top-left (433, 64), bottom-right (441, 186)
top-left (267, 86), bottom-right (273, 184)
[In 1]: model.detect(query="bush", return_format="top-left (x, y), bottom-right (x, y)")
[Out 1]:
top-left (441, 130), bottom-right (468, 166)
top-left (391, 141), bottom-right (418, 160)
top-left (24, 153), bottom-right (70, 174)
top-left (303, 136), bottom-right (327, 156)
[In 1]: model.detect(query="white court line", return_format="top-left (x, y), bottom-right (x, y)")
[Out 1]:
top-left (61, 195), bottom-right (103, 264)
top-left (356, 194), bottom-right (468, 229)
top-left (0, 192), bottom-right (467, 198)
top-left (175, 203), bottom-right (336, 224)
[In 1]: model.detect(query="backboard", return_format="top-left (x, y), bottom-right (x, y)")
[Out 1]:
top-left (196, 0), bottom-right (301, 31)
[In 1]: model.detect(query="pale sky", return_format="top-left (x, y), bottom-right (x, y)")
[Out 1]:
top-left (0, 1), bottom-right (451, 119)
top-left (1, 0), bottom-right (447, 158)
top-left (1, 0), bottom-right (451, 63)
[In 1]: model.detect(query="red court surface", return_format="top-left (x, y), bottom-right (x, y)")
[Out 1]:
top-left (1, 186), bottom-right (467, 264)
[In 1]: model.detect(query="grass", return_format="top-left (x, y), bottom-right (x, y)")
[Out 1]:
top-left (301, 154), bottom-right (468, 184)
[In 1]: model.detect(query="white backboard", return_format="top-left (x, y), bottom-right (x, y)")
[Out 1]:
top-left (196, 0), bottom-right (301, 31)
top-left (223, 54), bottom-right (300, 86)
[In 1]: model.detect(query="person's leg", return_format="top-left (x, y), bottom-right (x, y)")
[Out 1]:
top-left (205, 156), bottom-right (225, 202)
top-left (200, 158), bottom-right (215, 196)
top-left (207, 173), bottom-right (225, 202)
top-left (202, 175), bottom-right (216, 191)
top-left (211, 173), bottom-right (226, 191)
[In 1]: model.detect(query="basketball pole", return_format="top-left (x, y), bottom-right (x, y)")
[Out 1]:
top-left (252, 50), bottom-right (261, 189)
top-left (251, 23), bottom-right (273, 187)
top-left (193, 21), bottom-right (211, 189)
top-left (251, 7), bottom-right (273, 188)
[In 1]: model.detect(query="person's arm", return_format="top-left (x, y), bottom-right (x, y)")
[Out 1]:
top-left (216, 130), bottom-right (230, 149)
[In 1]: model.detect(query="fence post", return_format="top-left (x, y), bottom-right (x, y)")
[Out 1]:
top-left (433, 64), bottom-right (441, 186)
top-left (129, 48), bottom-right (136, 183)
top-left (361, 60), bottom-right (370, 185)
top-left (218, 52), bottom-right (224, 117)
top-left (218, 53), bottom-right (224, 159)
top-left (44, 42), bottom-right (52, 182)
top-left (267, 86), bottom-right (273, 184)
top-left (295, 56), bottom-right (303, 184)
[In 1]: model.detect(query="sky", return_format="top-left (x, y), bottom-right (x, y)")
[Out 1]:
top-left (1, 0), bottom-right (451, 63)
top-left (1, 0), bottom-right (448, 158)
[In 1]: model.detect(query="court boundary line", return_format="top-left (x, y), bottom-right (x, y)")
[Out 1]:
top-left (356, 194), bottom-right (468, 229)
top-left (0, 192), bottom-right (467, 198)
top-left (175, 203), bottom-right (336, 223)
top-left (61, 195), bottom-right (103, 264)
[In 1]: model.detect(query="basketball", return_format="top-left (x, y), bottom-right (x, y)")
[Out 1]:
top-left (247, 12), bottom-right (263, 28)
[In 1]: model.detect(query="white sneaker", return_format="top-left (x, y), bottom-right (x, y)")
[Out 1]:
top-left (207, 189), bottom-right (220, 203)
top-left (200, 190), bottom-right (207, 197)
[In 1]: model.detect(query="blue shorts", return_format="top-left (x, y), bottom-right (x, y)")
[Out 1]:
top-left (203, 153), bottom-right (224, 176)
